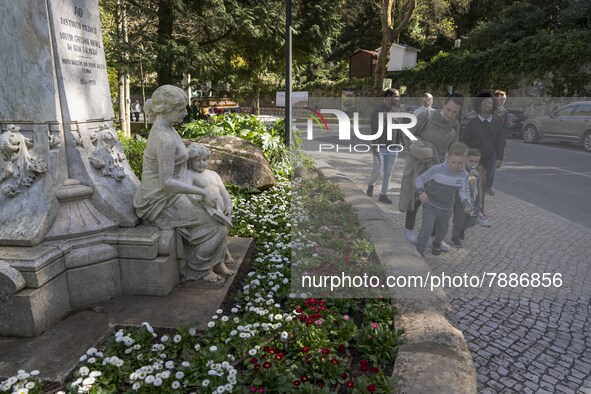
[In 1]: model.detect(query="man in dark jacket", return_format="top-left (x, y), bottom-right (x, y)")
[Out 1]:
top-left (461, 92), bottom-right (506, 225)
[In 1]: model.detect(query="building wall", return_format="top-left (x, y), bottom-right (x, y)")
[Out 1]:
top-left (350, 53), bottom-right (375, 78)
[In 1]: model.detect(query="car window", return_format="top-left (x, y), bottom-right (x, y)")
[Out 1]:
top-left (553, 105), bottom-right (574, 117)
top-left (571, 103), bottom-right (591, 116)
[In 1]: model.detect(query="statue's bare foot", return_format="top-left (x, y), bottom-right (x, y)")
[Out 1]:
top-left (214, 262), bottom-right (235, 277)
top-left (224, 250), bottom-right (236, 266)
top-left (202, 270), bottom-right (222, 283)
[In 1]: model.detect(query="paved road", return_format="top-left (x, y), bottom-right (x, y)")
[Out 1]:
top-left (305, 135), bottom-right (591, 393)
top-left (495, 139), bottom-right (591, 229)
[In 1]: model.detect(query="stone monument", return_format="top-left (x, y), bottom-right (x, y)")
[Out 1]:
top-left (0, 0), bottom-right (180, 336)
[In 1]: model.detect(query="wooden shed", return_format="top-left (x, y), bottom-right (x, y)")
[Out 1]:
top-left (349, 49), bottom-right (378, 78)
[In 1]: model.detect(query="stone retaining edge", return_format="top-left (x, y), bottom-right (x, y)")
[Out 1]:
top-left (313, 160), bottom-right (477, 394)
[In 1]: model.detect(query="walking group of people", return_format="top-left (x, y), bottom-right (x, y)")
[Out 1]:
top-left (366, 89), bottom-right (508, 256)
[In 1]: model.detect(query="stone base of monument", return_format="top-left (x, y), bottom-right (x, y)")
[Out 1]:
top-left (0, 236), bottom-right (255, 383)
top-left (0, 225), bottom-right (254, 338)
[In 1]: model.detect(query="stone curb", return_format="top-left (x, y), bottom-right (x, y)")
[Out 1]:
top-left (313, 160), bottom-right (477, 394)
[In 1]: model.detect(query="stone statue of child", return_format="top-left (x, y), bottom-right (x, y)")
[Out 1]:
top-left (186, 143), bottom-right (235, 280)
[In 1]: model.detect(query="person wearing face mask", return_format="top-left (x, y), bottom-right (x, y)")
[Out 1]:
top-left (399, 93), bottom-right (464, 251)
top-left (461, 92), bottom-right (506, 227)
top-left (366, 88), bottom-right (402, 204)
top-left (450, 148), bottom-right (482, 248)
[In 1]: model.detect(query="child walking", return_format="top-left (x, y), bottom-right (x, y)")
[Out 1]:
top-left (450, 148), bottom-right (482, 248)
top-left (415, 143), bottom-right (472, 256)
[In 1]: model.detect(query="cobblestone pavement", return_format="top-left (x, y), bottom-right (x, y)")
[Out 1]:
top-left (310, 150), bottom-right (591, 393)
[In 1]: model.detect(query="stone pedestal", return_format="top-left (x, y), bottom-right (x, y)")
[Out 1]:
top-left (0, 0), bottom-right (183, 337)
top-left (0, 226), bottom-right (183, 337)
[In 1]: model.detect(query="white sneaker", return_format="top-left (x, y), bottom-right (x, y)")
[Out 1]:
top-left (405, 229), bottom-right (417, 244)
top-left (429, 237), bottom-right (450, 252)
top-left (478, 214), bottom-right (492, 227)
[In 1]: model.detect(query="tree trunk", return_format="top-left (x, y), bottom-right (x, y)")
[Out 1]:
top-left (156, 0), bottom-right (175, 85)
top-left (373, 26), bottom-right (393, 95)
top-left (373, 0), bottom-right (417, 95)
top-left (253, 85), bottom-right (261, 116)
top-left (116, 0), bottom-right (131, 136)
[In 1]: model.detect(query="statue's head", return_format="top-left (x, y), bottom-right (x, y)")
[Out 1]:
top-left (144, 85), bottom-right (188, 121)
top-left (187, 143), bottom-right (210, 173)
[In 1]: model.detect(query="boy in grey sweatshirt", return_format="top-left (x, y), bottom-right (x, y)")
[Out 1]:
top-left (415, 143), bottom-right (472, 256)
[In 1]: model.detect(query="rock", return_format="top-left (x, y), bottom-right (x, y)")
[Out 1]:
top-left (189, 135), bottom-right (276, 190)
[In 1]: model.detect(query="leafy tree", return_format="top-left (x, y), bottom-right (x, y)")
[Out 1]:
top-left (330, 0), bottom-right (382, 61)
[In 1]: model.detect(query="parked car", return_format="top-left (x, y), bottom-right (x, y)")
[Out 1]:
top-left (522, 101), bottom-right (591, 152)
top-left (460, 109), bottom-right (526, 139)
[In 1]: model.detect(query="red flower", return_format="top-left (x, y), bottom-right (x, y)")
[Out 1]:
top-left (295, 307), bottom-right (303, 313)
top-left (321, 348), bottom-right (330, 355)
top-left (249, 387), bottom-right (257, 393)
top-left (371, 367), bottom-right (380, 374)
top-left (320, 305), bottom-right (327, 311)
top-left (371, 322), bottom-right (379, 329)
top-left (300, 374), bottom-right (309, 382)
top-left (257, 388), bottom-right (266, 394)
top-left (330, 358), bottom-right (338, 365)
top-left (360, 365), bottom-right (369, 372)
top-left (302, 346), bottom-right (310, 353)
top-left (367, 383), bottom-right (377, 393)
top-left (359, 359), bottom-right (369, 366)
top-left (292, 380), bottom-right (301, 387)
top-left (346, 380), bottom-right (355, 388)
top-left (317, 380), bottom-right (325, 388)
top-left (254, 364), bottom-right (260, 371)
top-left (275, 354), bottom-right (283, 361)
top-left (307, 318), bottom-right (315, 325)
top-left (262, 362), bottom-right (272, 369)
top-left (249, 357), bottom-right (258, 364)
top-left (338, 344), bottom-right (347, 353)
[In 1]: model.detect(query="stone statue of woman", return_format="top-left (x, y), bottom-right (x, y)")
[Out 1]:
top-left (133, 85), bottom-right (234, 282)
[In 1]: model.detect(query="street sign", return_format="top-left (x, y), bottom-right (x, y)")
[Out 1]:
top-left (382, 78), bottom-right (392, 91)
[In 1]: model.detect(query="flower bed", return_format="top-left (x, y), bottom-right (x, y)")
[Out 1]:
top-left (1, 116), bottom-right (404, 394)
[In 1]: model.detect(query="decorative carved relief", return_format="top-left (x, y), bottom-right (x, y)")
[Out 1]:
top-left (48, 131), bottom-right (61, 149)
top-left (0, 125), bottom-right (48, 196)
top-left (88, 122), bottom-right (126, 181)
top-left (72, 129), bottom-right (83, 148)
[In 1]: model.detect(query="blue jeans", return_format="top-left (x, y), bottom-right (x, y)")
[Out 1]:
top-left (368, 151), bottom-right (398, 195)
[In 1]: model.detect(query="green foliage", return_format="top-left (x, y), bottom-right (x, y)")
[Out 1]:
top-left (180, 114), bottom-right (292, 177)
top-left (117, 132), bottom-right (146, 179)
top-left (396, 29), bottom-right (591, 95)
